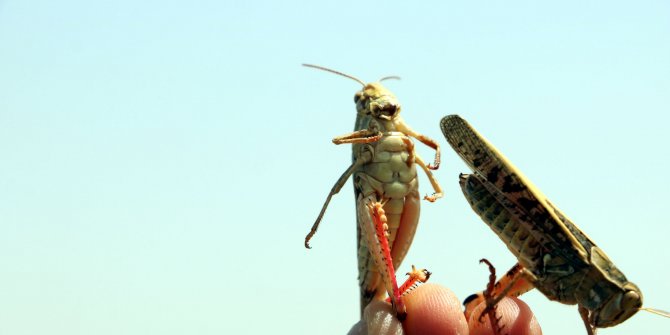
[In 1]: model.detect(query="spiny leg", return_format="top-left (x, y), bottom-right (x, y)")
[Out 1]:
top-left (463, 262), bottom-right (533, 321)
top-left (370, 202), bottom-right (405, 320)
top-left (480, 259), bottom-right (504, 335)
top-left (332, 128), bottom-right (382, 144)
top-left (578, 305), bottom-right (597, 335)
top-left (464, 261), bottom-right (536, 335)
top-left (359, 198), bottom-right (406, 320)
top-left (385, 265), bottom-right (432, 303)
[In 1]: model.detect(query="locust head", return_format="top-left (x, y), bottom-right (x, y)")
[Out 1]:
top-left (301, 64), bottom-right (402, 120)
top-left (594, 283), bottom-right (670, 327)
top-left (592, 282), bottom-right (642, 328)
top-left (355, 82), bottom-right (401, 121)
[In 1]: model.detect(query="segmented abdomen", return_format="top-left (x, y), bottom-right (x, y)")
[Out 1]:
top-left (461, 173), bottom-right (591, 305)
top-left (356, 133), bottom-right (420, 309)
top-left (460, 173), bottom-right (542, 269)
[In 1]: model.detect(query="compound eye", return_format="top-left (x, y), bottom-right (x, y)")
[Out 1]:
top-left (622, 291), bottom-right (642, 310)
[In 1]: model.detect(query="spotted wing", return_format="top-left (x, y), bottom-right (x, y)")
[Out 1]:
top-left (441, 115), bottom-right (596, 265)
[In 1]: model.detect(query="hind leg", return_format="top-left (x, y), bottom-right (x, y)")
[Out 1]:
top-left (464, 261), bottom-right (536, 334)
top-left (358, 195), bottom-right (406, 320)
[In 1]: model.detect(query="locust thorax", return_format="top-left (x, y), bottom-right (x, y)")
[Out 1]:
top-left (592, 282), bottom-right (642, 328)
top-left (354, 83), bottom-right (401, 121)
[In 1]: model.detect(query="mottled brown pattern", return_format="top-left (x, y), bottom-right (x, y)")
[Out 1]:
top-left (442, 114), bottom-right (643, 333)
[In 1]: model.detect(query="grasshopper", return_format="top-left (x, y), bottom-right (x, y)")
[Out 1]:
top-left (440, 114), bottom-right (669, 334)
top-left (303, 64), bottom-right (443, 319)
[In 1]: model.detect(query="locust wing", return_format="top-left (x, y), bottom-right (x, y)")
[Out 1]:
top-left (440, 115), bottom-right (597, 267)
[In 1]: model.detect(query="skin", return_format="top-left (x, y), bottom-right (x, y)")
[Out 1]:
top-left (348, 283), bottom-right (542, 335)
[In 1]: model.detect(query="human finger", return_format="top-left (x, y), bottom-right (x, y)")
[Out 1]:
top-left (467, 297), bottom-right (542, 335)
top-left (402, 283), bottom-right (469, 335)
top-left (347, 300), bottom-right (404, 335)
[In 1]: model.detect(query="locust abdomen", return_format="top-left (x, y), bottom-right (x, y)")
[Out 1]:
top-left (356, 133), bottom-right (421, 312)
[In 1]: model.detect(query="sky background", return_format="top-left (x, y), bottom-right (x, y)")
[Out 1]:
top-left (1, 1), bottom-right (669, 334)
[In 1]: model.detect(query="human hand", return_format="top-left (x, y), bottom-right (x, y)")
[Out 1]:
top-left (467, 296), bottom-right (542, 335)
top-left (348, 283), bottom-right (542, 335)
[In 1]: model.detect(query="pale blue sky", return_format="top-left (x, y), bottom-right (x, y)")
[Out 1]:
top-left (1, 1), bottom-right (668, 334)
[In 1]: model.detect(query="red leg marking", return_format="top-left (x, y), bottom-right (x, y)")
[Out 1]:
top-left (385, 265), bottom-right (431, 303)
top-left (369, 202), bottom-right (406, 320)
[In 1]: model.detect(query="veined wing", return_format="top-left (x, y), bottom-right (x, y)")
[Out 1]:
top-left (460, 172), bottom-right (593, 275)
top-left (440, 115), bottom-right (596, 262)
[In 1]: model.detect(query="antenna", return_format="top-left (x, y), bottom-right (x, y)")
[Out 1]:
top-left (379, 76), bottom-right (401, 82)
top-left (302, 64), bottom-right (366, 86)
top-left (641, 307), bottom-right (670, 318)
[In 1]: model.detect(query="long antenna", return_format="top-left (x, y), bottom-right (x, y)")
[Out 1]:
top-left (302, 64), bottom-right (366, 86)
top-left (379, 76), bottom-right (401, 82)
top-left (641, 307), bottom-right (670, 318)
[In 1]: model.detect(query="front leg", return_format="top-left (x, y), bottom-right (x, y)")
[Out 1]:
top-left (414, 154), bottom-right (444, 202)
top-left (332, 129), bottom-right (382, 144)
top-left (395, 118), bottom-right (440, 170)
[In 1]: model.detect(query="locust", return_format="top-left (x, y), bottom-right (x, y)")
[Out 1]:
top-left (303, 64), bottom-right (443, 319)
top-left (440, 114), bottom-right (669, 334)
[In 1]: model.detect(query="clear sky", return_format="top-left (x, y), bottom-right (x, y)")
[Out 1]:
top-left (1, 1), bottom-right (669, 334)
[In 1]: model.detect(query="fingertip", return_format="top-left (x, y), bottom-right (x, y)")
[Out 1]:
top-left (506, 297), bottom-right (541, 335)
top-left (361, 300), bottom-right (404, 335)
top-left (402, 283), bottom-right (469, 335)
top-left (468, 297), bottom-right (542, 335)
